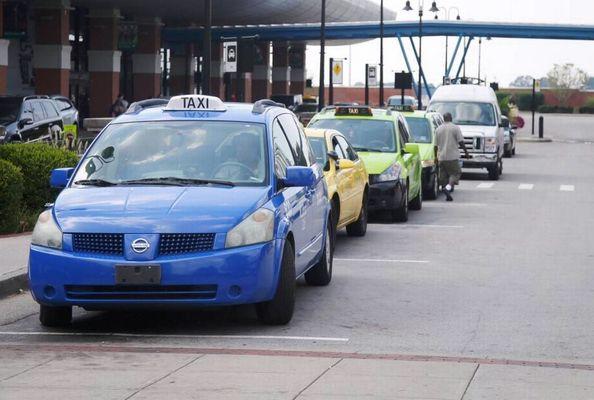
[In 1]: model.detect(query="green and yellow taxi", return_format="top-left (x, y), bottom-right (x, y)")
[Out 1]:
top-left (399, 107), bottom-right (444, 199)
top-left (305, 128), bottom-right (369, 236)
top-left (308, 106), bottom-right (422, 222)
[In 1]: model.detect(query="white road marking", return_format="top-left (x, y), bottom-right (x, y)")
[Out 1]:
top-left (477, 182), bottom-right (495, 189)
top-left (560, 185), bottom-right (575, 192)
top-left (371, 223), bottom-right (463, 229)
top-left (335, 258), bottom-right (429, 264)
top-left (424, 202), bottom-right (487, 207)
top-left (0, 331), bottom-right (349, 342)
top-left (518, 184), bottom-right (534, 190)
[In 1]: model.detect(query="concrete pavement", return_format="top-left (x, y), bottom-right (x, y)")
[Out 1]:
top-left (0, 234), bottom-right (30, 298)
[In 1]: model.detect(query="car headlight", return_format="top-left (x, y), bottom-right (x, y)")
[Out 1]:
top-left (31, 209), bottom-right (63, 249)
top-left (376, 162), bottom-right (402, 183)
top-left (484, 137), bottom-right (497, 152)
top-left (225, 208), bottom-right (274, 248)
top-left (421, 159), bottom-right (435, 168)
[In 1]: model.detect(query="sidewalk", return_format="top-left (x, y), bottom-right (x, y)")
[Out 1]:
top-left (0, 234), bottom-right (31, 298)
top-left (2, 345), bottom-right (594, 399)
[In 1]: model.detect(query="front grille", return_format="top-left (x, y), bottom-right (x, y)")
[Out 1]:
top-left (159, 233), bottom-right (215, 255)
top-left (72, 233), bottom-right (124, 255)
top-left (463, 136), bottom-right (482, 151)
top-left (65, 285), bottom-right (218, 300)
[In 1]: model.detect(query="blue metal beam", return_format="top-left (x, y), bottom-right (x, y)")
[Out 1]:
top-left (446, 36), bottom-right (463, 78)
top-left (408, 37), bottom-right (432, 98)
top-left (396, 36), bottom-right (419, 99)
top-left (164, 21), bottom-right (594, 43)
top-left (455, 37), bottom-right (474, 80)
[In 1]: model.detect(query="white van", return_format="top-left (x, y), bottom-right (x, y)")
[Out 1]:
top-left (427, 85), bottom-right (504, 180)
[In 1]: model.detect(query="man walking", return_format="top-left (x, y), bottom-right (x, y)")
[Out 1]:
top-left (435, 112), bottom-right (469, 201)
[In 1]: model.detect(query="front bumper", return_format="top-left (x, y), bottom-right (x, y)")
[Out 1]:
top-left (461, 153), bottom-right (497, 169)
top-left (368, 179), bottom-right (404, 212)
top-left (29, 240), bottom-right (281, 308)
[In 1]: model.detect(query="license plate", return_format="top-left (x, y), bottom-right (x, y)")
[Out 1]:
top-left (115, 265), bottom-right (161, 285)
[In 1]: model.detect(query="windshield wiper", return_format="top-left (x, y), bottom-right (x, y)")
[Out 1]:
top-left (74, 179), bottom-right (118, 187)
top-left (121, 177), bottom-right (235, 187)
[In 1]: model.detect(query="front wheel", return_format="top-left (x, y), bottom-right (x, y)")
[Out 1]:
top-left (305, 220), bottom-right (333, 286)
top-left (39, 305), bottom-right (72, 327)
top-left (256, 241), bottom-right (296, 325)
top-left (488, 158), bottom-right (502, 181)
top-left (424, 171), bottom-right (438, 200)
top-left (392, 184), bottom-right (409, 222)
top-left (346, 193), bottom-right (368, 237)
top-left (409, 184), bottom-right (422, 211)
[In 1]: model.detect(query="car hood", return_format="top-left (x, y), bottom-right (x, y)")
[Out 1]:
top-left (357, 152), bottom-right (397, 175)
top-left (54, 186), bottom-right (271, 234)
top-left (459, 125), bottom-right (498, 138)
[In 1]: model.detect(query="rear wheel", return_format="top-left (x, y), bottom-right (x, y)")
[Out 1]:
top-left (346, 192), bottom-right (368, 237)
top-left (392, 185), bottom-right (409, 222)
top-left (305, 220), bottom-right (333, 286)
top-left (424, 171), bottom-right (438, 200)
top-left (256, 241), bottom-right (296, 325)
top-left (39, 305), bottom-right (72, 327)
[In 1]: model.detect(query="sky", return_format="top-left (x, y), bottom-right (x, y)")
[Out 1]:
top-left (305, 0), bottom-right (594, 87)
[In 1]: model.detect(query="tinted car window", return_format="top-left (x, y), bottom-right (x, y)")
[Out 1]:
top-left (55, 99), bottom-right (72, 111)
top-left (277, 114), bottom-right (308, 166)
top-left (272, 119), bottom-right (295, 179)
top-left (336, 135), bottom-right (358, 161)
top-left (42, 100), bottom-right (59, 118)
top-left (32, 101), bottom-right (46, 122)
top-left (307, 136), bottom-right (328, 168)
top-left (309, 119), bottom-right (397, 153)
top-left (0, 98), bottom-right (22, 124)
top-left (332, 136), bottom-right (347, 159)
top-left (405, 117), bottom-right (432, 143)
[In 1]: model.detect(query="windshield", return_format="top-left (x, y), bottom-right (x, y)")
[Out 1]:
top-left (428, 101), bottom-right (496, 126)
top-left (307, 137), bottom-right (328, 167)
top-left (0, 99), bottom-right (21, 124)
top-left (405, 117), bottom-right (432, 143)
top-left (309, 119), bottom-right (396, 152)
top-left (72, 121), bottom-right (268, 186)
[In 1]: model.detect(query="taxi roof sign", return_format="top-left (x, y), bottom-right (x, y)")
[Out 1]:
top-left (335, 106), bottom-right (373, 117)
top-left (165, 95), bottom-right (227, 112)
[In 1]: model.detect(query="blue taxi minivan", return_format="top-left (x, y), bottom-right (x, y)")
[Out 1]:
top-left (29, 95), bottom-right (333, 326)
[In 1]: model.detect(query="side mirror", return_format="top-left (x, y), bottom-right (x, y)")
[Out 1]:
top-left (500, 119), bottom-right (510, 128)
top-left (337, 159), bottom-right (355, 170)
top-left (283, 166), bottom-right (316, 187)
top-left (18, 117), bottom-right (33, 129)
top-left (327, 151), bottom-right (339, 160)
top-left (404, 143), bottom-right (420, 154)
top-left (50, 168), bottom-right (74, 189)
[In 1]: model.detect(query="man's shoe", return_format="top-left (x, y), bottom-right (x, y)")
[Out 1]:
top-left (442, 187), bottom-right (453, 201)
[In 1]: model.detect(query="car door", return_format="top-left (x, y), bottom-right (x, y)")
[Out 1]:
top-left (330, 134), bottom-right (351, 225)
top-left (41, 100), bottom-right (64, 140)
top-left (20, 100), bottom-right (46, 142)
top-left (17, 100), bottom-right (37, 141)
top-left (277, 113), bottom-right (324, 273)
top-left (334, 135), bottom-right (360, 223)
top-left (336, 134), bottom-right (366, 219)
top-left (398, 117), bottom-right (420, 198)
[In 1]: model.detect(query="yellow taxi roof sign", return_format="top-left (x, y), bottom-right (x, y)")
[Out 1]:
top-left (165, 95), bottom-right (227, 112)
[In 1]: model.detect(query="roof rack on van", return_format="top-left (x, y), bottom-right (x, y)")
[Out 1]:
top-left (125, 98), bottom-right (170, 114)
top-left (252, 99), bottom-right (286, 114)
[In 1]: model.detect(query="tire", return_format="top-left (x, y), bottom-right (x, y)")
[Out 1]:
top-left (392, 184), bottom-right (409, 222)
top-left (256, 241), bottom-right (296, 325)
top-left (39, 305), bottom-right (72, 327)
top-left (346, 192), bottom-right (368, 237)
top-left (487, 158), bottom-right (502, 181)
top-left (409, 184), bottom-right (422, 211)
top-left (504, 146), bottom-right (511, 158)
top-left (305, 220), bottom-right (333, 286)
top-left (424, 171), bottom-right (438, 200)
top-left (512, 147), bottom-right (516, 156)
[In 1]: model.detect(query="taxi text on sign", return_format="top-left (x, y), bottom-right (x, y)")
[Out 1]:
top-left (223, 41), bottom-right (238, 73)
top-left (165, 95), bottom-right (227, 111)
top-left (332, 60), bottom-right (343, 85)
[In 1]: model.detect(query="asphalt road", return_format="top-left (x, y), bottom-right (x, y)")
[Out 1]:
top-left (1, 115), bottom-right (594, 397)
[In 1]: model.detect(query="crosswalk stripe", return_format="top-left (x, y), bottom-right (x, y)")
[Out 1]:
top-left (518, 184), bottom-right (534, 190)
top-left (560, 185), bottom-right (575, 192)
top-left (477, 182), bottom-right (494, 189)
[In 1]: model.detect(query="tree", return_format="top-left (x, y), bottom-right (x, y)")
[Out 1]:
top-left (547, 63), bottom-right (589, 107)
top-left (509, 75), bottom-right (534, 88)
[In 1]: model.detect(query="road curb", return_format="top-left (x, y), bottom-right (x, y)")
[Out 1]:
top-left (0, 272), bottom-right (29, 299)
top-left (517, 137), bottom-right (552, 143)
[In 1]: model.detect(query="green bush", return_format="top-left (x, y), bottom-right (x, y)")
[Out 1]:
top-left (0, 159), bottom-right (24, 233)
top-left (538, 105), bottom-right (574, 114)
top-left (579, 106), bottom-right (594, 114)
top-left (0, 143), bottom-right (79, 211)
top-left (517, 93), bottom-right (545, 111)
top-left (582, 97), bottom-right (594, 108)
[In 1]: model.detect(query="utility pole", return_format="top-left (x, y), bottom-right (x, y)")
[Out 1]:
top-left (379, 0), bottom-right (384, 106)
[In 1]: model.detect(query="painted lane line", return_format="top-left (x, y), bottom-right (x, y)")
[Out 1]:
top-left (560, 185), bottom-right (575, 192)
top-left (424, 202), bottom-right (487, 207)
top-left (334, 258), bottom-right (429, 264)
top-left (476, 182), bottom-right (494, 189)
top-left (518, 183), bottom-right (534, 190)
top-left (370, 224), bottom-right (463, 229)
top-left (0, 331), bottom-right (349, 342)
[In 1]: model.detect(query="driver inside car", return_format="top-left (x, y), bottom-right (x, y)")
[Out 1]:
top-left (214, 133), bottom-right (263, 182)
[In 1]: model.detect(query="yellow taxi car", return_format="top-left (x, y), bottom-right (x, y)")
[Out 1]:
top-left (305, 128), bottom-right (369, 236)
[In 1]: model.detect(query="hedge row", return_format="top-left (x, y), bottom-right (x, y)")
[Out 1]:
top-left (0, 143), bottom-right (79, 233)
top-left (537, 105), bottom-right (574, 114)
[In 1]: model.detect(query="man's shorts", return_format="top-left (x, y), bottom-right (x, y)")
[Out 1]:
top-left (439, 159), bottom-right (462, 186)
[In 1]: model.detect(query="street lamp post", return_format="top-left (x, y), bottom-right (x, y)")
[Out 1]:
top-left (404, 1), bottom-right (439, 110)
top-left (380, 0), bottom-right (384, 106)
top-left (318, 0), bottom-right (327, 111)
top-left (435, 6), bottom-right (460, 79)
